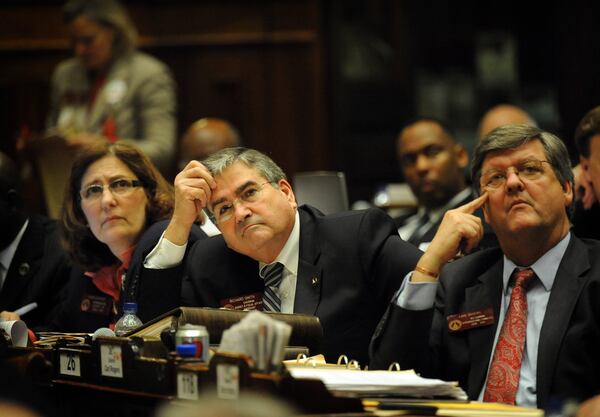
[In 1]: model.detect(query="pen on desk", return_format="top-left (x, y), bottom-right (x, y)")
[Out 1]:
top-left (14, 302), bottom-right (38, 316)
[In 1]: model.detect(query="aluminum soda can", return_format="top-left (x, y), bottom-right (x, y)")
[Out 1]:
top-left (175, 324), bottom-right (210, 362)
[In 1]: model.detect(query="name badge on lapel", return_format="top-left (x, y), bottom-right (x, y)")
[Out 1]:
top-left (220, 292), bottom-right (263, 311)
top-left (80, 294), bottom-right (112, 316)
top-left (105, 79), bottom-right (127, 106)
top-left (447, 307), bottom-right (494, 332)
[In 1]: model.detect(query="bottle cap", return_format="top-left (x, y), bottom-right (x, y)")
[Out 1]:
top-left (123, 302), bottom-right (138, 313)
top-left (176, 343), bottom-right (197, 357)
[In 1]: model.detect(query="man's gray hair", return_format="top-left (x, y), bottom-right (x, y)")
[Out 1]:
top-left (472, 124), bottom-right (573, 192)
top-left (472, 124), bottom-right (574, 216)
top-left (63, 0), bottom-right (137, 57)
top-left (202, 147), bottom-right (287, 184)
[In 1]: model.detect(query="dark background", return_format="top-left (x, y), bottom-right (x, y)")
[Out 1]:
top-left (1, 0), bottom-right (600, 213)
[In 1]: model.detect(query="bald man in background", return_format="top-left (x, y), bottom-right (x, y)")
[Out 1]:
top-left (478, 104), bottom-right (537, 140)
top-left (178, 118), bottom-right (241, 170)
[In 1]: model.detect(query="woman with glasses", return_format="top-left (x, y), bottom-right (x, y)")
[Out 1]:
top-left (43, 141), bottom-right (205, 332)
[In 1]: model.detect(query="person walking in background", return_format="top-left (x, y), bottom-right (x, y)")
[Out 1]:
top-left (45, 0), bottom-right (177, 175)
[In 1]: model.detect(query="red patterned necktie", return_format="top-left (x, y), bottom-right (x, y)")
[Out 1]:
top-left (483, 268), bottom-right (535, 404)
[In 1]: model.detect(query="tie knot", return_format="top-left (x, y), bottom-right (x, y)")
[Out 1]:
top-left (261, 262), bottom-right (284, 287)
top-left (513, 268), bottom-right (535, 288)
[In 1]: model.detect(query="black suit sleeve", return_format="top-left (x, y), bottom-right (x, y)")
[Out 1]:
top-left (131, 221), bottom-right (208, 323)
top-left (370, 304), bottom-right (435, 370)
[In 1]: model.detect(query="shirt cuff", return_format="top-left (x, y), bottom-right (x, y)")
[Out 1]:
top-left (394, 272), bottom-right (438, 310)
top-left (143, 231), bottom-right (187, 269)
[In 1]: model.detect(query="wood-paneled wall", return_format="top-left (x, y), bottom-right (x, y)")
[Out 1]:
top-left (0, 1), bottom-right (330, 187)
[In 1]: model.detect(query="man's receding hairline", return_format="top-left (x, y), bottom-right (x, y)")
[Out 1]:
top-left (398, 120), bottom-right (458, 155)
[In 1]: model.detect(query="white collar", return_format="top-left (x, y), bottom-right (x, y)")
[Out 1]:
top-left (259, 210), bottom-right (300, 276)
top-left (417, 187), bottom-right (472, 223)
top-left (502, 232), bottom-right (571, 293)
top-left (0, 219), bottom-right (29, 272)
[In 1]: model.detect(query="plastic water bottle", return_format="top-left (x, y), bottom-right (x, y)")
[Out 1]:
top-left (114, 302), bottom-right (143, 336)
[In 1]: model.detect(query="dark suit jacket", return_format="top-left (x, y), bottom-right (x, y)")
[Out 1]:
top-left (0, 215), bottom-right (71, 328)
top-left (394, 190), bottom-right (497, 250)
top-left (176, 205), bottom-right (423, 365)
top-left (572, 201), bottom-right (600, 240)
top-left (370, 235), bottom-right (600, 407)
top-left (43, 220), bottom-right (207, 332)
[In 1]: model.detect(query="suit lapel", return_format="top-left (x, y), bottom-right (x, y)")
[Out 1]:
top-left (420, 192), bottom-right (474, 244)
top-left (87, 57), bottom-right (130, 129)
top-left (0, 220), bottom-right (42, 307)
top-left (293, 208), bottom-right (322, 315)
top-left (536, 236), bottom-right (590, 406)
top-left (393, 208), bottom-right (417, 229)
top-left (464, 258), bottom-right (504, 399)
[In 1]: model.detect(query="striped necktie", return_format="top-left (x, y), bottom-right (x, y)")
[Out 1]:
top-left (261, 262), bottom-right (284, 312)
top-left (0, 262), bottom-right (6, 291)
top-left (483, 268), bottom-right (536, 404)
top-left (408, 212), bottom-right (430, 245)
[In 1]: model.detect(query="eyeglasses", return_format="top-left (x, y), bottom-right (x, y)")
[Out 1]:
top-left (210, 182), bottom-right (274, 224)
top-left (80, 179), bottom-right (143, 201)
top-left (480, 159), bottom-right (551, 190)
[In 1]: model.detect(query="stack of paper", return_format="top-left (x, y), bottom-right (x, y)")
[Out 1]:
top-left (34, 332), bottom-right (88, 347)
top-left (219, 311), bottom-right (292, 372)
top-left (288, 367), bottom-right (468, 400)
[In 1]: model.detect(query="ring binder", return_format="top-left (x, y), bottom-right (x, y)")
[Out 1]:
top-left (347, 359), bottom-right (360, 369)
top-left (388, 362), bottom-right (401, 371)
top-left (284, 354), bottom-right (360, 370)
top-left (336, 355), bottom-right (349, 365)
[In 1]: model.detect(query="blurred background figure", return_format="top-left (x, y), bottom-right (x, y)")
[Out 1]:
top-left (178, 117), bottom-right (241, 170)
top-left (45, 0), bottom-right (176, 175)
top-left (478, 104), bottom-right (537, 140)
top-left (394, 119), bottom-right (474, 249)
top-left (43, 142), bottom-right (205, 332)
top-left (155, 391), bottom-right (296, 417)
top-left (0, 360), bottom-right (50, 417)
top-left (572, 105), bottom-right (600, 239)
top-left (0, 152), bottom-right (71, 328)
top-left (0, 402), bottom-right (43, 417)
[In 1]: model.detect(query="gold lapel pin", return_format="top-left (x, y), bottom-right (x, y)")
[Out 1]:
top-left (18, 263), bottom-right (30, 276)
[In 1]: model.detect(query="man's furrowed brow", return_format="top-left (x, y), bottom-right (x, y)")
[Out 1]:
top-left (234, 180), bottom-right (259, 195)
top-left (211, 180), bottom-right (259, 208)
